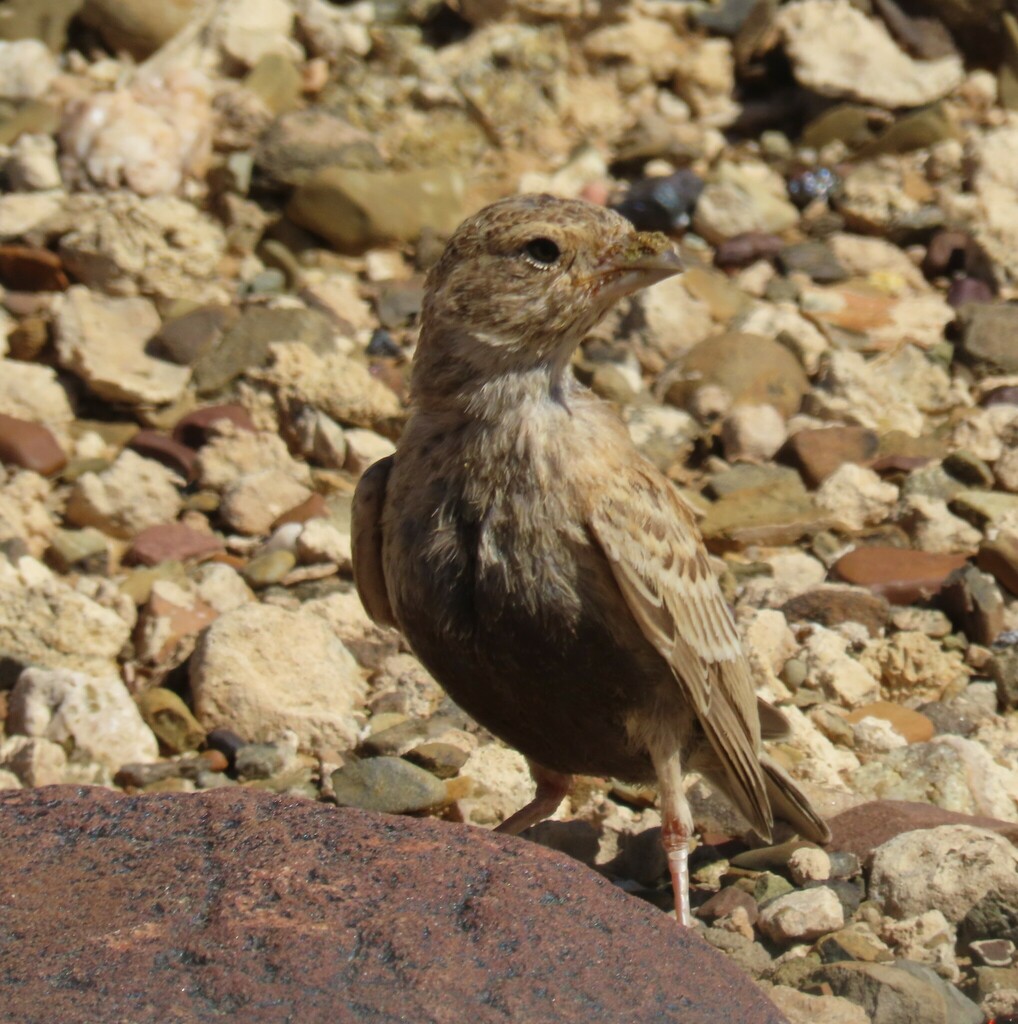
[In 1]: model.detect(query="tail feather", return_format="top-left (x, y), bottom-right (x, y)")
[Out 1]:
top-left (760, 754), bottom-right (831, 845)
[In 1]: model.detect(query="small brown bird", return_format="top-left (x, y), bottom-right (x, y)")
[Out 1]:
top-left (352, 194), bottom-right (829, 924)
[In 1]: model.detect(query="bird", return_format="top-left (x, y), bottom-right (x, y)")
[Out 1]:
top-left (351, 193), bottom-right (830, 925)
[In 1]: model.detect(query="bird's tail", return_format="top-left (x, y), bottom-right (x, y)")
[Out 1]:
top-left (760, 754), bottom-right (831, 845)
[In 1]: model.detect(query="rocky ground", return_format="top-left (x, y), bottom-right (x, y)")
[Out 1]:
top-left (1, 0), bottom-right (1018, 1021)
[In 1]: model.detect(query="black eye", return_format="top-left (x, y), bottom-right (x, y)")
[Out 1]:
top-left (522, 237), bottom-right (561, 266)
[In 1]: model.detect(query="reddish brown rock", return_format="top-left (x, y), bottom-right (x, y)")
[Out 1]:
top-left (0, 787), bottom-right (788, 1024)
top-left (0, 412), bottom-right (66, 475)
top-left (831, 546), bottom-right (969, 604)
top-left (977, 536), bottom-right (1018, 597)
top-left (126, 522), bottom-right (224, 565)
top-left (0, 244), bottom-right (69, 291)
top-left (272, 491), bottom-right (328, 528)
top-left (129, 429), bottom-right (199, 482)
top-left (827, 800), bottom-right (1018, 863)
top-left (172, 404), bottom-right (256, 449)
top-left (780, 426), bottom-right (879, 488)
top-left (845, 701), bottom-right (935, 744)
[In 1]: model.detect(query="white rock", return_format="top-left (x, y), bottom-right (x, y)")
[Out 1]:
top-left (951, 405), bottom-right (1018, 463)
top-left (721, 404), bottom-right (787, 463)
top-left (213, 0), bottom-right (297, 66)
top-left (219, 469), bottom-right (313, 535)
top-left (8, 667), bottom-right (158, 771)
top-left (192, 562), bottom-right (254, 614)
top-left (758, 886), bottom-right (844, 943)
top-left (296, 517), bottom-right (352, 570)
top-left (190, 602), bottom-right (366, 750)
top-left (290, 407), bottom-right (347, 469)
top-left (344, 428), bottom-right (396, 475)
top-left (860, 630), bottom-right (968, 702)
top-left (787, 847), bottom-right (831, 884)
top-left (869, 825), bottom-right (1018, 923)
top-left (852, 716), bottom-right (908, 754)
top-left (66, 449), bottom-right (183, 539)
top-left (0, 736), bottom-right (68, 787)
top-left (0, 192), bottom-right (64, 242)
top-left (693, 161), bottom-right (799, 243)
top-left (197, 427), bottom-right (312, 491)
top-left (637, 274), bottom-right (715, 362)
top-left (6, 133), bottom-right (62, 191)
top-left (776, 0), bottom-right (963, 107)
top-left (815, 463), bottom-right (899, 532)
top-left (457, 743), bottom-right (537, 827)
top-left (55, 287), bottom-right (190, 406)
top-left (901, 495), bottom-right (982, 553)
top-left (880, 909), bottom-right (959, 982)
top-left (0, 555), bottom-right (131, 677)
top-left (0, 40), bottom-right (58, 100)
top-left (802, 626), bottom-right (881, 708)
top-left (0, 360), bottom-right (74, 431)
top-left (0, 469), bottom-right (57, 557)
top-left (0, 769), bottom-right (21, 790)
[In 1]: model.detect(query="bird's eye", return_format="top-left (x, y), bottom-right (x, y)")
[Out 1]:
top-left (522, 237), bottom-right (561, 266)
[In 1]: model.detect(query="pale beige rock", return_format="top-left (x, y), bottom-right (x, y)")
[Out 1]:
top-left (951, 405), bottom-right (1018, 463)
top-left (190, 602), bottom-right (366, 751)
top-left (55, 287), bottom-right (190, 406)
top-left (674, 36), bottom-right (739, 128)
top-left (758, 886), bottom-right (844, 943)
top-left (0, 470), bottom-right (57, 558)
top-left (192, 562), bottom-right (255, 614)
top-left (219, 469), bottom-right (313, 535)
top-left (901, 495), bottom-right (982, 554)
top-left (299, 272), bottom-right (373, 332)
top-left (344, 428), bottom-right (396, 475)
top-left (457, 743), bottom-right (538, 827)
top-left (0, 193), bottom-right (64, 242)
top-left (860, 631), bottom-right (969, 702)
top-left (996, 446), bottom-right (1018, 493)
top-left (870, 294), bottom-right (955, 353)
top-left (8, 667), bottom-right (159, 771)
top-left (303, 589), bottom-right (399, 673)
top-left (721, 404), bottom-right (787, 463)
top-left (365, 652), bottom-right (446, 719)
top-left (0, 556), bottom-right (131, 677)
top-left (788, 847), bottom-right (832, 884)
top-left (212, 0), bottom-right (297, 67)
top-left (768, 985), bottom-right (869, 1024)
top-left (6, 133), bottom-right (62, 191)
top-left (776, 0), bottom-right (963, 107)
top-left (66, 449), bottom-right (183, 539)
top-left (880, 910), bottom-right (959, 982)
top-left (693, 161), bottom-right (799, 244)
top-left (827, 233), bottom-right (928, 292)
top-left (736, 303), bottom-right (829, 374)
top-left (258, 343), bottom-right (402, 432)
top-left (852, 716), bottom-right (909, 754)
top-left (0, 736), bottom-right (70, 787)
top-left (637, 275), bottom-right (715, 363)
top-left (0, 39), bottom-right (58, 100)
top-left (0, 769), bottom-right (21, 790)
top-left (296, 517), bottom-right (351, 571)
top-left (870, 825), bottom-right (1018, 923)
top-left (739, 549), bottom-right (829, 609)
top-left (290, 408), bottom-right (348, 469)
top-left (197, 427), bottom-right (312, 491)
top-left (0, 361), bottom-right (74, 432)
top-left (815, 464), bottom-right (898, 532)
top-left (802, 626), bottom-right (882, 708)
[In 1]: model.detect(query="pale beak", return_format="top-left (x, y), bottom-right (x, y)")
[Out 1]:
top-left (596, 233), bottom-right (684, 303)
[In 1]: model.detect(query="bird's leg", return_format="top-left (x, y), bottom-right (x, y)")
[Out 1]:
top-left (495, 760), bottom-right (572, 835)
top-left (650, 746), bottom-right (695, 927)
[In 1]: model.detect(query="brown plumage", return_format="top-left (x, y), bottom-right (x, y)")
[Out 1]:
top-left (352, 193), bottom-right (829, 924)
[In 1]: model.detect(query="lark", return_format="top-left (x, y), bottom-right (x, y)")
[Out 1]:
top-left (352, 193), bottom-right (829, 925)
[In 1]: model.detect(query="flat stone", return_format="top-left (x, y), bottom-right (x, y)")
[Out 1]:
top-left (956, 302), bottom-right (1018, 374)
top-left (0, 786), bottom-right (791, 1023)
top-left (0, 412), bottom-right (65, 475)
top-left (664, 332), bottom-right (809, 419)
top-left (938, 564), bottom-right (1005, 644)
top-left (700, 491), bottom-right (828, 552)
top-left (46, 527), bottom-right (108, 574)
top-left (825, 800), bottom-right (1018, 863)
top-left (782, 585), bottom-right (890, 636)
top-left (758, 887), bottom-right (845, 943)
top-left (697, 885), bottom-right (759, 925)
top-left (173, 404), bottom-right (256, 448)
top-left (0, 244), bottom-right (68, 291)
top-left (831, 546), bottom-right (969, 604)
top-left (135, 687), bottom-right (206, 754)
top-left (127, 430), bottom-right (198, 483)
top-left (950, 489), bottom-right (1018, 529)
top-left (126, 523), bottom-right (224, 566)
top-left (331, 755), bottom-right (448, 814)
top-left (845, 702), bottom-right (935, 744)
top-left (780, 426), bottom-right (879, 488)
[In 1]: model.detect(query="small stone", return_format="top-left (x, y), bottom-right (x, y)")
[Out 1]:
top-left (136, 687), bottom-right (206, 754)
top-left (956, 303), bottom-right (1018, 374)
top-left (767, 985), bottom-right (869, 1024)
top-left (781, 585), bottom-right (889, 636)
top-left (845, 701), bottom-right (935, 744)
top-left (235, 742), bottom-right (288, 781)
top-left (128, 431), bottom-right (198, 483)
top-left (0, 244), bottom-right (68, 290)
top-left (331, 756), bottom-right (448, 814)
top-left (173, 405), bottom-right (256, 449)
top-left (403, 742), bottom-right (469, 780)
top-left (220, 470), bottom-right (313, 536)
top-left (970, 938), bottom-right (1016, 968)
top-left (815, 464), bottom-right (898, 532)
top-left (0, 413), bottom-right (65, 476)
top-left (939, 565), bottom-right (1005, 645)
top-left (272, 492), bottom-right (328, 529)
top-left (0, 40), bottom-right (58, 100)
top-left (831, 546), bottom-right (968, 604)
top-left (951, 490), bottom-right (1018, 530)
top-left (720, 404), bottom-right (787, 462)
top-left (778, 241), bottom-right (848, 283)
top-left (66, 449), bottom-right (183, 540)
top-left (758, 886), bottom-right (845, 944)
top-left (46, 528), bottom-right (109, 574)
top-left (990, 647), bottom-right (1018, 711)
top-left (692, 161), bottom-right (800, 244)
top-left (697, 886), bottom-right (759, 925)
top-left (80, 0), bottom-right (199, 58)
top-left (788, 847), bottom-right (832, 884)
top-left (126, 523), bottom-right (223, 566)
top-left (780, 426), bottom-right (879, 488)
top-left (242, 549), bottom-right (296, 587)
top-left (344, 429), bottom-right (396, 475)
top-left (55, 287), bottom-right (190, 406)
top-left (816, 924), bottom-right (894, 964)
top-left (8, 667), bottom-right (158, 771)
top-left (611, 171), bottom-right (705, 233)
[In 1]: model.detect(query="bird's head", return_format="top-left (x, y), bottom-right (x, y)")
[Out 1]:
top-left (419, 194), bottom-right (683, 377)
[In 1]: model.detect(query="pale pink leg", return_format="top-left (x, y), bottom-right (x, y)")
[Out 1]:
top-left (495, 760), bottom-right (572, 835)
top-left (650, 746), bottom-right (694, 927)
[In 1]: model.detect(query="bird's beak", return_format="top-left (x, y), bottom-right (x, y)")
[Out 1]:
top-left (595, 232), bottom-right (684, 303)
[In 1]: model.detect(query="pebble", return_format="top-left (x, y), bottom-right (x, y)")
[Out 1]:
top-left (127, 431), bottom-right (198, 483)
top-left (331, 755), bottom-right (448, 814)
top-left (242, 548), bottom-right (297, 587)
top-left (845, 701), bottom-right (935, 744)
top-left (611, 171), bottom-right (705, 232)
top-left (126, 523), bottom-right (224, 566)
top-left (136, 688), bottom-right (206, 754)
top-left (172, 405), bottom-right (256, 449)
top-left (0, 413), bottom-right (66, 476)
top-left (831, 546), bottom-right (969, 604)
top-left (758, 886), bottom-right (845, 943)
top-left (781, 426), bottom-right (879, 488)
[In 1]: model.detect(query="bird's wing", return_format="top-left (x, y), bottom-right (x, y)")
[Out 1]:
top-left (586, 465), bottom-right (772, 838)
top-left (351, 455), bottom-right (397, 628)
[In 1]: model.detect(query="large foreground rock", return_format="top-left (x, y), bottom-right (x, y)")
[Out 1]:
top-left (0, 786), bottom-right (788, 1024)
